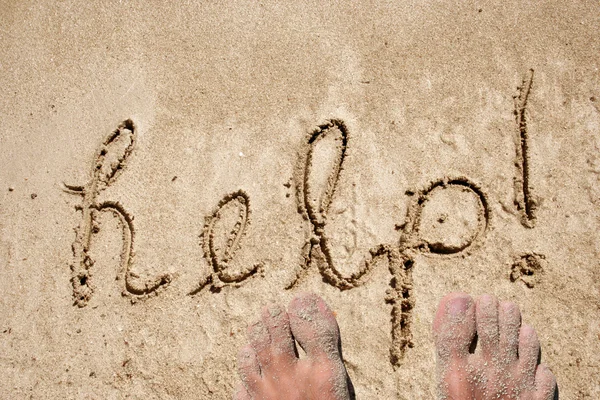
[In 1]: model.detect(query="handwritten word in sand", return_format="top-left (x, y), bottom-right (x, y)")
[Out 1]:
top-left (64, 71), bottom-right (540, 367)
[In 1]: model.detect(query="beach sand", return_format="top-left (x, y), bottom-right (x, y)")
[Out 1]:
top-left (1, 1), bottom-right (599, 398)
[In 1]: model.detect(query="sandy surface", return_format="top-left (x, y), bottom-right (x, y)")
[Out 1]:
top-left (1, 1), bottom-right (600, 398)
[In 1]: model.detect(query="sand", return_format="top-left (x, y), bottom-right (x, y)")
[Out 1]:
top-left (1, 1), bottom-right (599, 398)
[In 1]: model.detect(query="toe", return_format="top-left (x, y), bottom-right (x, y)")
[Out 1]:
top-left (233, 382), bottom-right (252, 400)
top-left (260, 303), bottom-right (296, 364)
top-left (534, 364), bottom-right (558, 400)
top-left (433, 292), bottom-right (476, 362)
top-left (475, 294), bottom-right (500, 358)
top-left (518, 324), bottom-right (541, 384)
top-left (237, 345), bottom-right (261, 394)
top-left (498, 301), bottom-right (521, 362)
top-left (247, 320), bottom-right (273, 369)
top-left (287, 292), bottom-right (341, 360)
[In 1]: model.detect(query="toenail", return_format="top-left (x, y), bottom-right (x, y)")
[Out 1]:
top-left (448, 296), bottom-right (471, 315)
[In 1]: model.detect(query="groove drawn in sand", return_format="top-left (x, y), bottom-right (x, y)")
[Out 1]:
top-left (287, 119), bottom-right (374, 291)
top-left (381, 246), bottom-right (415, 367)
top-left (386, 177), bottom-right (490, 365)
top-left (190, 190), bottom-right (264, 294)
top-left (398, 178), bottom-right (490, 256)
top-left (513, 69), bottom-right (537, 228)
top-left (64, 120), bottom-right (171, 307)
top-left (286, 119), bottom-right (490, 366)
top-left (510, 252), bottom-right (545, 288)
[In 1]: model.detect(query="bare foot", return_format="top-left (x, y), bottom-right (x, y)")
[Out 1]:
top-left (234, 293), bottom-right (353, 400)
top-left (433, 293), bottom-right (558, 399)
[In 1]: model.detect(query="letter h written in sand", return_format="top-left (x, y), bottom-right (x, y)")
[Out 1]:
top-left (64, 120), bottom-right (171, 307)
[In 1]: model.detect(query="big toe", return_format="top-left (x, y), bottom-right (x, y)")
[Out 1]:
top-left (288, 292), bottom-right (341, 361)
top-left (433, 292), bottom-right (476, 362)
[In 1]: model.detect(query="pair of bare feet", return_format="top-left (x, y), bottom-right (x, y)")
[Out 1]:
top-left (234, 292), bottom-right (557, 400)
